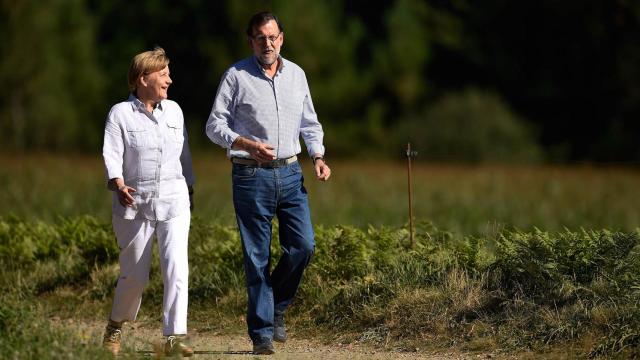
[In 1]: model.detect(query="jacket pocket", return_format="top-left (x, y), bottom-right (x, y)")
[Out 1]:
top-left (166, 120), bottom-right (184, 143)
top-left (127, 128), bottom-right (149, 148)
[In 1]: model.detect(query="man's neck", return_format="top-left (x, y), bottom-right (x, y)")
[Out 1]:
top-left (260, 57), bottom-right (280, 78)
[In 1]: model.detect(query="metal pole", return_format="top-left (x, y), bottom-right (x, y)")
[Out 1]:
top-left (406, 143), bottom-right (415, 249)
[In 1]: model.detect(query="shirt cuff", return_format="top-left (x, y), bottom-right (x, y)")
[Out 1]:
top-left (106, 170), bottom-right (123, 182)
top-left (227, 132), bottom-right (240, 149)
top-left (307, 144), bottom-right (325, 158)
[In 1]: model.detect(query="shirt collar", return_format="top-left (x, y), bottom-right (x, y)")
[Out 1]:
top-left (253, 55), bottom-right (285, 76)
top-left (128, 93), bottom-right (163, 112)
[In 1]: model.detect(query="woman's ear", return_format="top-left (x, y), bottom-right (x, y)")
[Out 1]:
top-left (138, 75), bottom-right (147, 88)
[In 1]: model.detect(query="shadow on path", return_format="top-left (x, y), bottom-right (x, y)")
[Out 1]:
top-left (137, 350), bottom-right (254, 356)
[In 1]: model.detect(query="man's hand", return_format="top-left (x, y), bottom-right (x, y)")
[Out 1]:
top-left (314, 158), bottom-right (331, 181)
top-left (250, 142), bottom-right (277, 163)
top-left (233, 137), bottom-right (276, 163)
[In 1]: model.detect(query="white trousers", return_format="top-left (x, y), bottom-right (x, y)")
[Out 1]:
top-left (109, 213), bottom-right (190, 336)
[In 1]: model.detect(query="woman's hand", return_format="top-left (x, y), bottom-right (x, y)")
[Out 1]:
top-left (117, 185), bottom-right (137, 207)
top-left (108, 178), bottom-right (136, 207)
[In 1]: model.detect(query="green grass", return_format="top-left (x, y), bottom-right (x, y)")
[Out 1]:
top-left (2, 216), bottom-right (640, 358)
top-left (1, 153), bottom-right (639, 233)
top-left (2, 153), bottom-right (640, 358)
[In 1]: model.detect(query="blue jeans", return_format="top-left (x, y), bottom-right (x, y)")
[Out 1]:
top-left (232, 161), bottom-right (315, 343)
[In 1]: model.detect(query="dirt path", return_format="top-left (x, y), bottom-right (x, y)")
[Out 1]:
top-left (61, 319), bottom-right (493, 359)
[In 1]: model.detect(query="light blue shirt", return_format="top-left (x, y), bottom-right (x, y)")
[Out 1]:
top-left (103, 94), bottom-right (194, 221)
top-left (206, 56), bottom-right (325, 159)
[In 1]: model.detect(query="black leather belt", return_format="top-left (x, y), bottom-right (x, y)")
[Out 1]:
top-left (231, 155), bottom-right (297, 168)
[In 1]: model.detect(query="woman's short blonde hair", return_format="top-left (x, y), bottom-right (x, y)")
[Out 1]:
top-left (127, 47), bottom-right (170, 92)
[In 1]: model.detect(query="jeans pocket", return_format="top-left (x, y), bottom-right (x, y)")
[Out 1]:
top-left (289, 162), bottom-right (302, 174)
top-left (233, 165), bottom-right (257, 178)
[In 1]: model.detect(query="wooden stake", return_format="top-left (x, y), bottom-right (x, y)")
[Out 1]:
top-left (406, 143), bottom-right (415, 248)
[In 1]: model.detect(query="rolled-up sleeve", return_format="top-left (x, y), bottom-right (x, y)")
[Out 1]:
top-left (206, 71), bottom-right (239, 149)
top-left (299, 73), bottom-right (325, 157)
top-left (102, 109), bottom-right (124, 184)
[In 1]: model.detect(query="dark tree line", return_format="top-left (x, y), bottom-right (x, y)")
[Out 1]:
top-left (1, 0), bottom-right (638, 162)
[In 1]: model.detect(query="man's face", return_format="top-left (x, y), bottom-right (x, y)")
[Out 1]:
top-left (141, 65), bottom-right (172, 102)
top-left (249, 19), bottom-right (283, 67)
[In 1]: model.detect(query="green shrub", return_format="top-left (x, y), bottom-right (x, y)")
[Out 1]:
top-left (0, 215), bottom-right (117, 268)
top-left (3, 216), bottom-right (640, 357)
top-left (187, 217), bottom-right (245, 301)
top-left (393, 88), bottom-right (542, 163)
top-left (492, 229), bottom-right (640, 301)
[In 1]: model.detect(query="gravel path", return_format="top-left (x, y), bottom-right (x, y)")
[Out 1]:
top-left (60, 319), bottom-right (494, 359)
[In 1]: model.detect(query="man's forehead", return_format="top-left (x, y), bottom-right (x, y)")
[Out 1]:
top-left (253, 20), bottom-right (279, 34)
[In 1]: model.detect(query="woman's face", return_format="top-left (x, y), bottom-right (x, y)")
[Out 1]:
top-left (139, 65), bottom-right (172, 102)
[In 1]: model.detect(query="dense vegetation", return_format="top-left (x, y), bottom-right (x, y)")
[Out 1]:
top-left (2, 216), bottom-right (640, 358)
top-left (0, 155), bottom-right (638, 357)
top-left (2, 0), bottom-right (640, 161)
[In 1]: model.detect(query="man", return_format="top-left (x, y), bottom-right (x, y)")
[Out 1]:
top-left (206, 11), bottom-right (331, 355)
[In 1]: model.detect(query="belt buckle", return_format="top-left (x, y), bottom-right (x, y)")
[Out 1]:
top-left (262, 158), bottom-right (283, 168)
top-left (260, 159), bottom-right (282, 168)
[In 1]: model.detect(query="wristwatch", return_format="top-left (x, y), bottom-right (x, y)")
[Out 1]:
top-left (312, 155), bottom-right (324, 165)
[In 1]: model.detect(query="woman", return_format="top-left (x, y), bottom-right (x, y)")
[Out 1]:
top-left (101, 47), bottom-right (194, 357)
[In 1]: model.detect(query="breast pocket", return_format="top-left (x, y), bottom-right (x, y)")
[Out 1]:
top-left (166, 120), bottom-right (184, 144)
top-left (127, 128), bottom-right (150, 148)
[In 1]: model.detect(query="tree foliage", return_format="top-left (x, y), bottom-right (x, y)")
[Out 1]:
top-left (1, 0), bottom-right (638, 161)
top-left (0, 0), bottom-right (104, 151)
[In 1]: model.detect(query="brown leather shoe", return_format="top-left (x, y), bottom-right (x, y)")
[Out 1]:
top-left (102, 322), bottom-right (122, 356)
top-left (164, 335), bottom-right (194, 357)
